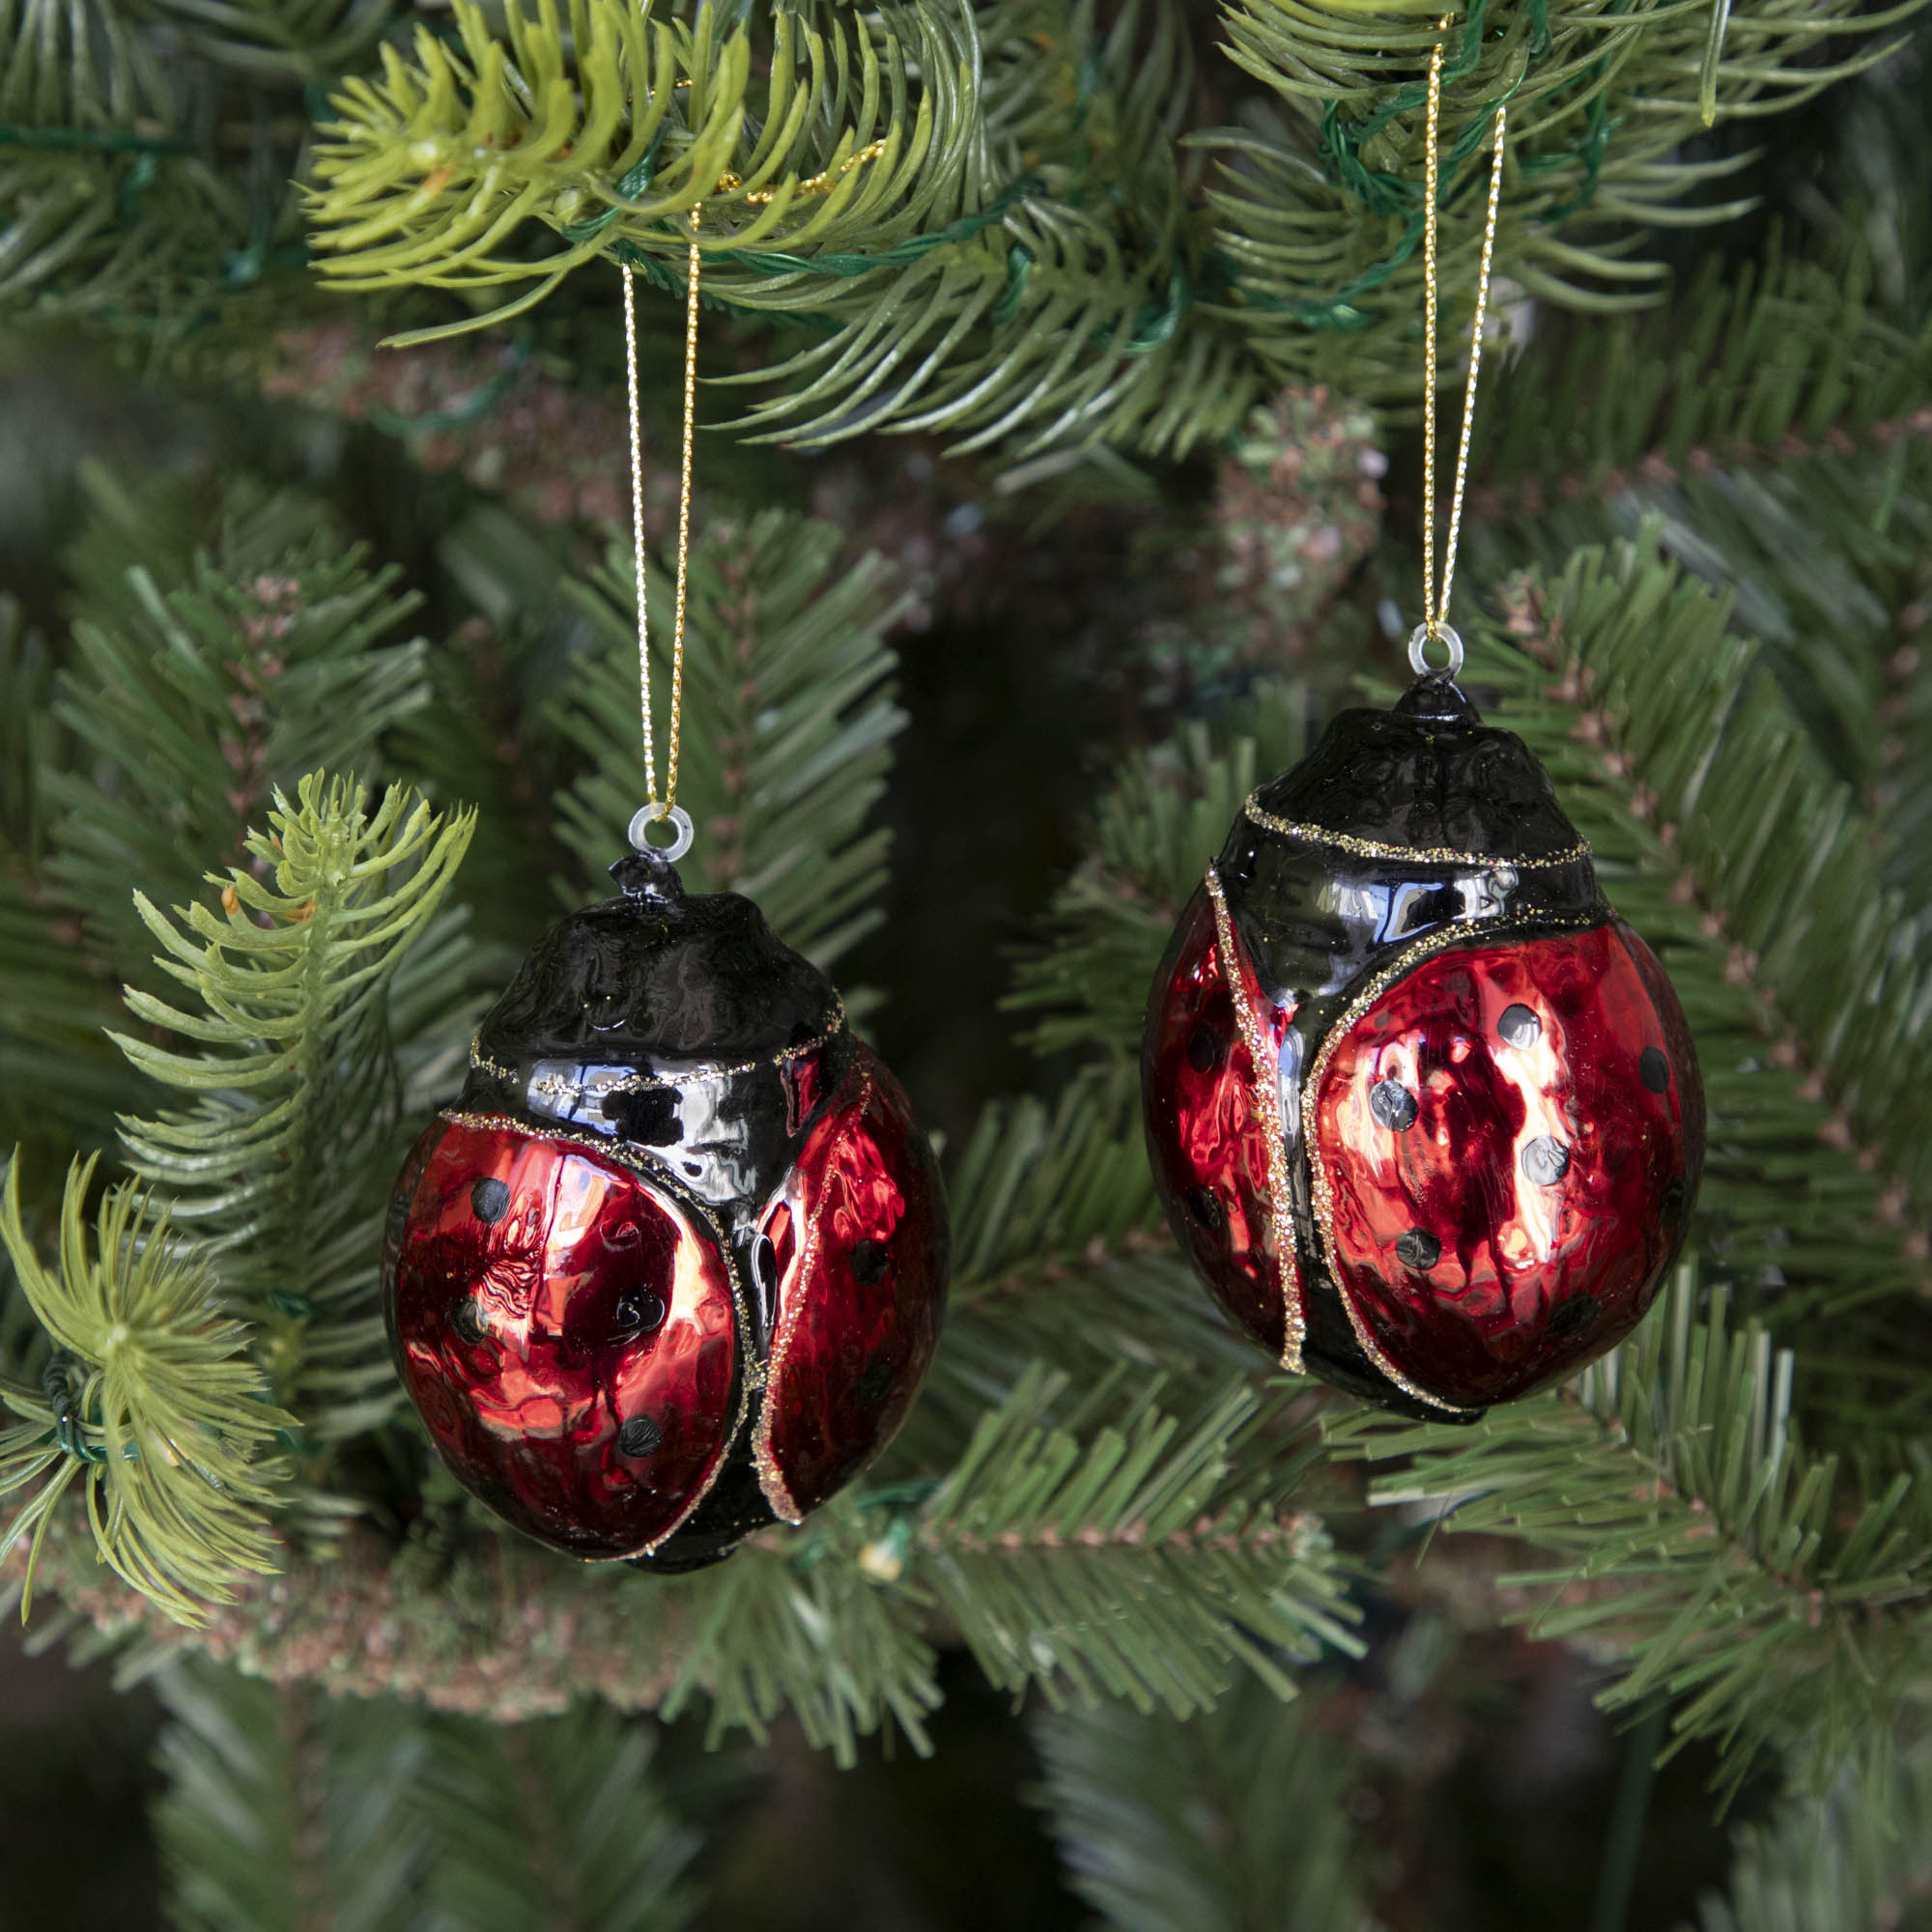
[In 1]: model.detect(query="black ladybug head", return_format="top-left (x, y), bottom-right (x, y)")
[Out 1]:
top-left (455, 855), bottom-right (850, 1219)
top-left (1213, 676), bottom-right (1606, 1031)
top-left (474, 858), bottom-right (839, 1070)
top-left (1251, 675), bottom-right (1587, 864)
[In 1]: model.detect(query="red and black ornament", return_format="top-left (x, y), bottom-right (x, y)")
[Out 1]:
top-left (383, 850), bottom-right (949, 1571)
top-left (1143, 671), bottom-right (1704, 1421)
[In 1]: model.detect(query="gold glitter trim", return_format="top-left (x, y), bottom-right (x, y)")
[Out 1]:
top-left (1205, 867), bottom-right (1306, 1375)
top-left (1297, 917), bottom-right (1596, 1418)
top-left (470, 997), bottom-right (848, 1101)
top-left (469, 1034), bottom-right (518, 1084)
top-left (1244, 796), bottom-right (1590, 871)
top-left (749, 1069), bottom-right (876, 1526)
top-left (434, 1108), bottom-right (755, 1554)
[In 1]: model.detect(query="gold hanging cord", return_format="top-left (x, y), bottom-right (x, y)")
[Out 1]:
top-left (1414, 15), bottom-right (1506, 680)
top-left (622, 214), bottom-right (701, 860)
top-left (620, 141), bottom-right (891, 861)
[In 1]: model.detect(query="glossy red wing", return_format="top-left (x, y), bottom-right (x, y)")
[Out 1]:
top-left (1310, 921), bottom-right (1699, 1407)
top-left (754, 1049), bottom-right (947, 1521)
top-left (387, 1119), bottom-right (739, 1557)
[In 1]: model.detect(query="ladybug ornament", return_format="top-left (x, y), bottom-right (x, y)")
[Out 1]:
top-left (1142, 667), bottom-right (1704, 1421)
top-left (383, 842), bottom-right (948, 1571)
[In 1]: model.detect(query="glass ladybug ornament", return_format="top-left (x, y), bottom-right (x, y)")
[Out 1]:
top-left (1142, 661), bottom-right (1703, 1421)
top-left (383, 839), bottom-right (949, 1571)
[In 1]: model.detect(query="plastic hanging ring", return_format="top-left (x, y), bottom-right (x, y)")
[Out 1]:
top-left (628, 802), bottom-right (695, 863)
top-left (1407, 621), bottom-right (1464, 680)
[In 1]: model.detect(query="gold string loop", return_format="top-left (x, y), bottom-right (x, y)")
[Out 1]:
top-left (1416, 14), bottom-right (1506, 677)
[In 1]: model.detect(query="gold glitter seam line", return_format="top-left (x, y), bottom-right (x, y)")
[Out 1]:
top-left (1205, 867), bottom-right (1307, 1375)
top-left (469, 999), bottom-right (847, 1098)
top-left (1244, 798), bottom-right (1590, 870)
top-left (1296, 930), bottom-right (1479, 1417)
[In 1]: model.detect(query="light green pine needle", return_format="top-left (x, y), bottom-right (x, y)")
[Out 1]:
top-left (0, 1153), bottom-right (293, 1625)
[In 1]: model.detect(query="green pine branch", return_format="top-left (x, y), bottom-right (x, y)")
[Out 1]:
top-left (551, 509), bottom-right (909, 972)
top-left (718, 205), bottom-right (1262, 460)
top-left (151, 0), bottom-right (398, 82)
top-left (154, 1659), bottom-right (707, 1932)
top-left (19, 1507), bottom-right (700, 1718)
top-left (724, 0), bottom-right (1255, 458)
top-left (664, 1360), bottom-right (1355, 1757)
top-left (0, 0), bottom-right (178, 140)
top-left (1033, 1676), bottom-right (1380, 1932)
top-left (659, 1524), bottom-right (945, 1766)
top-left (1208, 0), bottom-right (1922, 387)
top-left (306, 0), bottom-right (985, 332)
top-left (37, 1332), bottom-right (1357, 1765)
top-left (1466, 245), bottom-right (1932, 829)
top-left (1687, 1747), bottom-right (1932, 1931)
top-left (1004, 682), bottom-right (1309, 1059)
top-left (0, 872), bottom-right (135, 1155)
top-left (379, 501), bottom-right (613, 958)
top-left (0, 1155), bottom-right (291, 1625)
top-left (297, 0), bottom-right (1932, 457)
top-left (55, 469), bottom-right (330, 642)
top-left (908, 1065), bottom-right (1265, 1465)
top-left (0, 602), bottom-right (126, 1149)
top-left (154, 1663), bottom-right (430, 1932)
top-left (945, 1062), bottom-right (1161, 1290)
top-left (412, 1702), bottom-right (702, 1932)
top-left (0, 0), bottom-right (307, 330)
top-left (13, 472), bottom-right (492, 1251)
top-left (1327, 1267), bottom-right (1932, 1801)
top-left (112, 775), bottom-right (474, 1442)
top-left (1821, 25), bottom-right (1932, 327)
top-left (1224, 0), bottom-right (1925, 121)
top-left (1470, 248), bottom-right (1932, 500)
top-left (43, 490), bottom-right (435, 976)
top-left (904, 1362), bottom-right (1360, 1716)
top-left (713, 0), bottom-right (1250, 458)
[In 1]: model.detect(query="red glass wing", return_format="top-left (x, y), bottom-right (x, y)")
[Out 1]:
top-left (1310, 919), bottom-right (1700, 1407)
top-left (387, 1119), bottom-right (738, 1557)
top-left (1622, 918), bottom-right (1707, 1166)
top-left (1142, 884), bottom-right (1293, 1357)
top-left (754, 1048), bottom-right (947, 1521)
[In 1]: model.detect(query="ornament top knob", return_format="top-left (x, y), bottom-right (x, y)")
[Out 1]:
top-left (1392, 672), bottom-right (1481, 726)
top-left (1248, 677), bottom-right (1585, 865)
top-left (610, 850), bottom-right (687, 902)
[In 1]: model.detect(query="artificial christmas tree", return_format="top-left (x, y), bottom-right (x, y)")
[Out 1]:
top-left (2, 0), bottom-right (1931, 1923)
